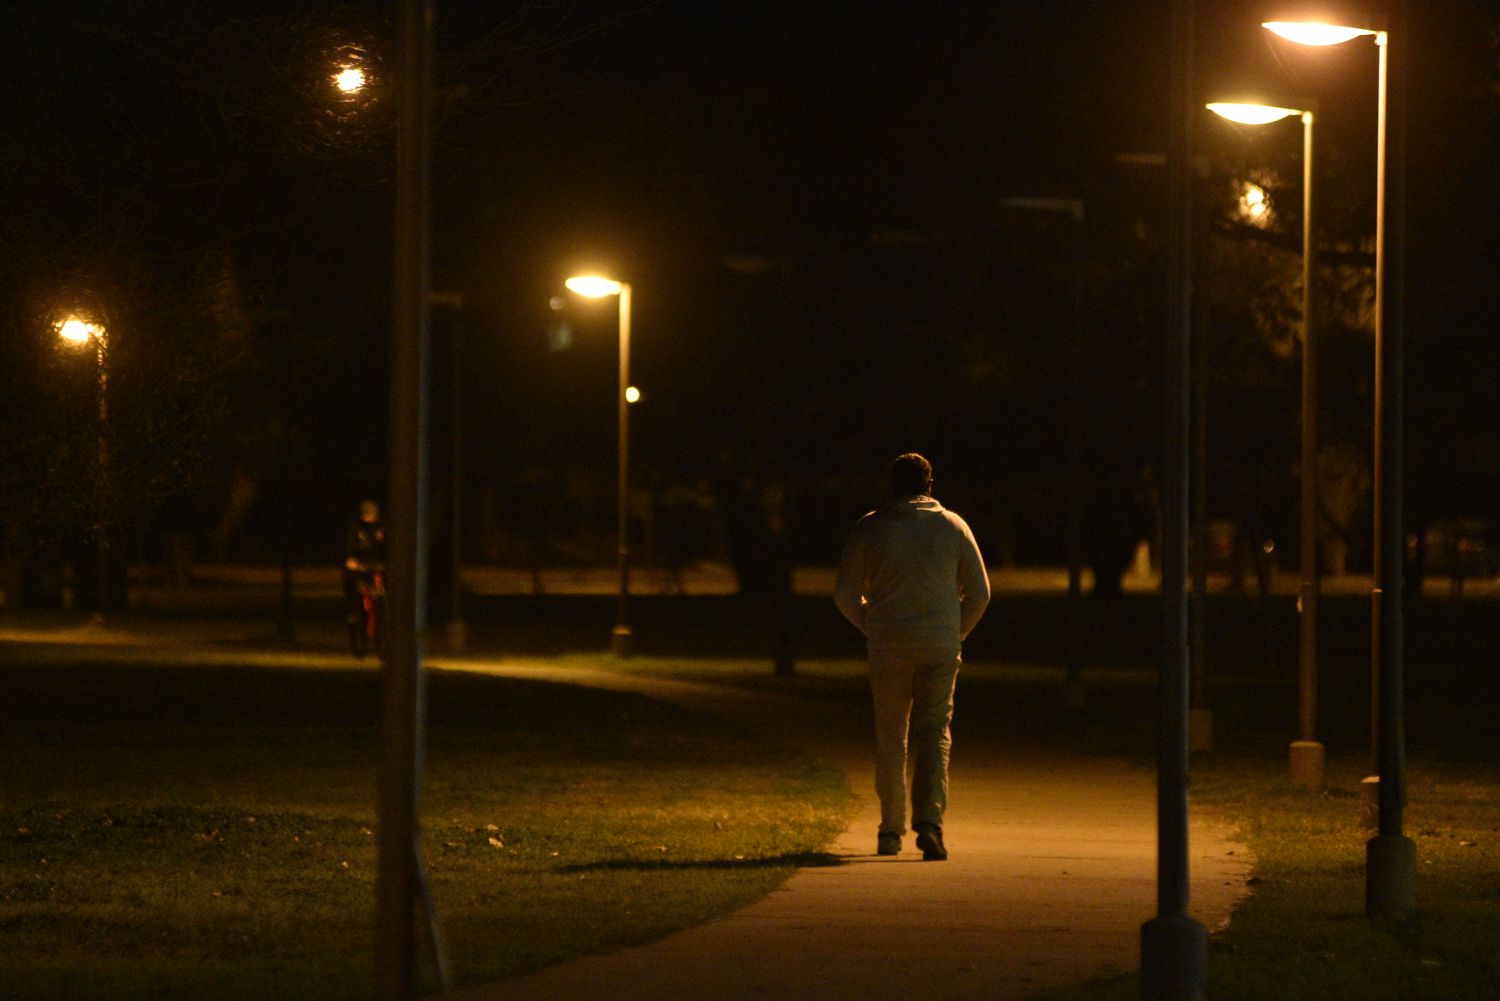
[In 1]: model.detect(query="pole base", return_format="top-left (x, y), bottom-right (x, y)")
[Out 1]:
top-left (445, 619), bottom-right (467, 653)
top-left (1289, 740), bottom-right (1324, 788)
top-left (1141, 912), bottom-right (1207, 1001)
top-left (1188, 708), bottom-right (1213, 754)
top-left (611, 624), bottom-right (633, 659)
top-left (1366, 834), bottom-right (1416, 922)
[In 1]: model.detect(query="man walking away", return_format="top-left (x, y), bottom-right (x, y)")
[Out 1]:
top-left (834, 453), bottom-right (990, 860)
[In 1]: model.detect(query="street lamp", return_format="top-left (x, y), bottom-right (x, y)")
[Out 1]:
top-left (565, 274), bottom-right (634, 657)
top-left (1263, 9), bottom-right (1413, 922)
top-left (55, 314), bottom-right (109, 623)
top-left (1207, 100), bottom-right (1323, 788)
top-left (1141, 4), bottom-right (1207, 995)
top-left (335, 66), bottom-right (367, 95)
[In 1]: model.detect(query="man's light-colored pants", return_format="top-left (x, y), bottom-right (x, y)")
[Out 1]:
top-left (868, 649), bottom-right (960, 836)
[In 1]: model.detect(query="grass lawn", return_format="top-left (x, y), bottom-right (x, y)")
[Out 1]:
top-left (1027, 660), bottom-right (1500, 1001)
top-left (0, 653), bottom-right (853, 1001)
top-left (1037, 754), bottom-right (1500, 1001)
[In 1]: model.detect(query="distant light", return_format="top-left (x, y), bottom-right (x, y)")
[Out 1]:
top-left (549, 296), bottom-right (566, 312)
top-left (55, 316), bottom-right (104, 345)
top-left (565, 276), bottom-right (623, 298)
top-left (335, 66), bottom-right (367, 94)
top-left (625, 386), bottom-right (641, 404)
top-left (1206, 102), bottom-right (1302, 126)
top-left (1237, 182), bottom-right (1272, 227)
top-left (1262, 21), bottom-right (1377, 46)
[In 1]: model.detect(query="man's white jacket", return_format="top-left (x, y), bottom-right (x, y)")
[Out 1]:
top-left (834, 494), bottom-right (990, 656)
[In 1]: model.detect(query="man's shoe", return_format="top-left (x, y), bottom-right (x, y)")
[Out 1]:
top-left (876, 832), bottom-right (901, 856)
top-left (914, 825), bottom-right (947, 861)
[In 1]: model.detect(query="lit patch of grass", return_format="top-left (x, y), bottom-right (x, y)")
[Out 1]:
top-left (1042, 757), bottom-right (1500, 1001)
top-left (0, 659), bottom-right (852, 1000)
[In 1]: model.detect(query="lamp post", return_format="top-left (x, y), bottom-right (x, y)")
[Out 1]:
top-left (1264, 8), bottom-right (1413, 922)
top-left (56, 315), bottom-right (109, 623)
top-left (565, 275), bottom-right (634, 657)
top-left (1207, 101), bottom-right (1323, 787)
top-left (377, 2), bottom-right (447, 997)
top-left (1140, 2), bottom-right (1208, 996)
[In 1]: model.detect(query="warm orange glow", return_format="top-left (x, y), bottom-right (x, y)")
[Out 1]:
top-left (1207, 102), bottom-right (1302, 126)
top-left (335, 66), bottom-right (367, 94)
top-left (565, 276), bottom-right (623, 298)
top-left (1262, 21), bottom-right (1377, 46)
top-left (55, 316), bottom-right (104, 345)
top-left (1237, 182), bottom-right (1272, 227)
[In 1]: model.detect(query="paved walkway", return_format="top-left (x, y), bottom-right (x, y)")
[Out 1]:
top-left (443, 660), bottom-right (1252, 1001)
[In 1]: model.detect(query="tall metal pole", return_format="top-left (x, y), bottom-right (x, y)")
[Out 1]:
top-left (1291, 109), bottom-right (1324, 787)
top-left (450, 305), bottom-right (464, 649)
top-left (94, 335), bottom-right (109, 624)
top-left (611, 283), bottom-right (633, 657)
top-left (1142, 0), bottom-right (1207, 996)
top-left (1188, 296), bottom-right (1209, 750)
top-left (1366, 5), bottom-right (1415, 921)
top-left (1368, 30), bottom-right (1390, 797)
top-left (377, 0), bottom-right (435, 996)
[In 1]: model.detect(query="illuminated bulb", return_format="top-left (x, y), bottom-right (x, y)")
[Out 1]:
top-left (1262, 21), bottom-right (1376, 46)
top-left (1206, 102), bottom-right (1302, 126)
top-left (625, 386), bottom-right (641, 404)
top-left (55, 317), bottom-right (103, 344)
top-left (565, 276), bottom-right (623, 298)
top-left (335, 66), bottom-right (367, 94)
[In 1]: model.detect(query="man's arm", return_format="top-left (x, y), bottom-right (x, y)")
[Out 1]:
top-left (833, 522), bottom-right (868, 633)
top-left (956, 521), bottom-right (990, 640)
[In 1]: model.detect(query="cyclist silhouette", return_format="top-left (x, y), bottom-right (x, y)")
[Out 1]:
top-left (343, 499), bottom-right (386, 653)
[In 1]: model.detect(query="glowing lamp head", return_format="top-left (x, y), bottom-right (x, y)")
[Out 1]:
top-left (1206, 102), bottom-right (1303, 126)
top-left (624, 386), bottom-right (641, 404)
top-left (1262, 21), bottom-right (1377, 46)
top-left (335, 66), bottom-right (367, 94)
top-left (565, 276), bottom-right (624, 298)
top-left (55, 316), bottom-right (104, 345)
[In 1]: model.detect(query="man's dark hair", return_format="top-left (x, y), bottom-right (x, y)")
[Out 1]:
top-left (890, 452), bottom-right (933, 497)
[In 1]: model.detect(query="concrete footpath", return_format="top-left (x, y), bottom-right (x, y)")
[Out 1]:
top-left (445, 660), bottom-right (1252, 1001)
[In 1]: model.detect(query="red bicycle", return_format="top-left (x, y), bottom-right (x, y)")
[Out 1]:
top-left (348, 568), bottom-right (386, 659)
